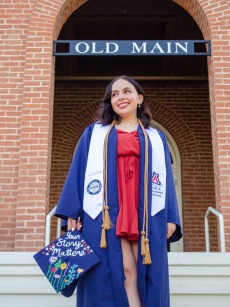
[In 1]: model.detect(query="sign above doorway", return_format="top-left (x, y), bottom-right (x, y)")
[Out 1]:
top-left (53, 40), bottom-right (211, 56)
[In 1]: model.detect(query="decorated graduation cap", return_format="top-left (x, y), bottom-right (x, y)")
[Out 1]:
top-left (33, 229), bottom-right (100, 293)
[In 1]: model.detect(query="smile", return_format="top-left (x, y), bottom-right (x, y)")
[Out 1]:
top-left (118, 102), bottom-right (129, 108)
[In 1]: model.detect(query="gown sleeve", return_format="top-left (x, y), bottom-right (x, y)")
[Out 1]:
top-left (54, 124), bottom-right (93, 231)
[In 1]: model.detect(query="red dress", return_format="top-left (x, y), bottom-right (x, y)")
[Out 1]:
top-left (116, 129), bottom-right (140, 241)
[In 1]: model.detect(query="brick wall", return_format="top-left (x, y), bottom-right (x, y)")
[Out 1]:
top-left (173, 0), bottom-right (230, 252)
top-left (0, 0), bottom-right (86, 251)
top-left (0, 0), bottom-right (229, 251)
top-left (0, 1), bottom-right (37, 250)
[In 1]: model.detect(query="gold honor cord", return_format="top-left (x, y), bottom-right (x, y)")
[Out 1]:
top-left (100, 119), bottom-right (152, 265)
top-left (138, 119), bottom-right (152, 265)
top-left (100, 120), bottom-right (116, 248)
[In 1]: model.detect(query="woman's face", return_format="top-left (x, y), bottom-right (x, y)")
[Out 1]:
top-left (111, 79), bottom-right (143, 121)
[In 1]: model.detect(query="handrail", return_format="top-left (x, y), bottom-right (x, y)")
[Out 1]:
top-left (45, 205), bottom-right (61, 246)
top-left (205, 206), bottom-right (225, 252)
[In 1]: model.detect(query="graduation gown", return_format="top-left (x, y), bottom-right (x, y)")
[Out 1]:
top-left (55, 123), bottom-right (182, 307)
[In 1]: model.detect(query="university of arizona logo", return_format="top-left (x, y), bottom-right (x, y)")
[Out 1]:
top-left (87, 179), bottom-right (102, 195)
top-left (152, 172), bottom-right (161, 185)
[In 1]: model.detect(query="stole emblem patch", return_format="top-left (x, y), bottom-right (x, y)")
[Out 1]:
top-left (152, 172), bottom-right (164, 198)
top-left (152, 172), bottom-right (161, 185)
top-left (87, 179), bottom-right (102, 195)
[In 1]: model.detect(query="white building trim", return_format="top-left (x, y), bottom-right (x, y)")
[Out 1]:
top-left (152, 120), bottom-right (184, 252)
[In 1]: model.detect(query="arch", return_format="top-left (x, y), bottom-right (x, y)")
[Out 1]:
top-left (55, 113), bottom-right (185, 251)
top-left (153, 120), bottom-right (184, 252)
top-left (149, 97), bottom-right (215, 251)
top-left (15, 0), bottom-right (230, 250)
top-left (148, 99), bottom-right (199, 159)
top-left (172, 0), bottom-right (211, 39)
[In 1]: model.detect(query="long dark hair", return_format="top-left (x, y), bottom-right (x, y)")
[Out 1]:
top-left (94, 76), bottom-right (152, 128)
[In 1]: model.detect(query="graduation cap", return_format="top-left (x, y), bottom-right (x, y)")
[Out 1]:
top-left (33, 229), bottom-right (100, 293)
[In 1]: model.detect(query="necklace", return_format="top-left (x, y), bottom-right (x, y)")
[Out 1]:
top-left (120, 119), bottom-right (138, 125)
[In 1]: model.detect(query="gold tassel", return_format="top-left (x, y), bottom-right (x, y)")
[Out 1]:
top-left (138, 119), bottom-right (152, 265)
top-left (103, 205), bottom-right (113, 230)
top-left (144, 239), bottom-right (152, 265)
top-left (141, 231), bottom-right (146, 256)
top-left (100, 225), bottom-right (107, 248)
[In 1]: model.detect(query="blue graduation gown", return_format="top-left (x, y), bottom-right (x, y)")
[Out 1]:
top-left (55, 124), bottom-right (182, 307)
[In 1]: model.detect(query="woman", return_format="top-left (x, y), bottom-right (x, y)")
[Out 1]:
top-left (55, 76), bottom-right (182, 307)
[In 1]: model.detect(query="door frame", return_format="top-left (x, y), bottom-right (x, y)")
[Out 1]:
top-left (152, 120), bottom-right (184, 252)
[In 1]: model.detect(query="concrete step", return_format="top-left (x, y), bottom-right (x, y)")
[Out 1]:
top-left (0, 252), bottom-right (230, 307)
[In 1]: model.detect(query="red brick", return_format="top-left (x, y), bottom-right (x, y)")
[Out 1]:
top-left (1, 0), bottom-right (230, 252)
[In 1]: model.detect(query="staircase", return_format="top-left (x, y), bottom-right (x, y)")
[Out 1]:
top-left (0, 252), bottom-right (230, 307)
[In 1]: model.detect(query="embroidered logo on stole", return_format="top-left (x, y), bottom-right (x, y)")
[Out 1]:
top-left (87, 179), bottom-right (102, 195)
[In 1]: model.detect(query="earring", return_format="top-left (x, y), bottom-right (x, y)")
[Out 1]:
top-left (138, 104), bottom-right (141, 108)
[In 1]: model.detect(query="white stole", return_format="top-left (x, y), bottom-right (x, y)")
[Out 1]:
top-left (83, 124), bottom-right (166, 219)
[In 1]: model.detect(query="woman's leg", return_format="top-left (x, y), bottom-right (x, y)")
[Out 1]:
top-left (121, 238), bottom-right (140, 307)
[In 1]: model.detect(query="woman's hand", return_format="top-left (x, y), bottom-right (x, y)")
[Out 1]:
top-left (167, 222), bottom-right (176, 239)
top-left (67, 217), bottom-right (82, 231)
